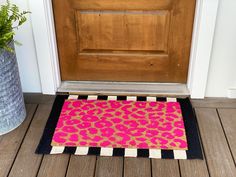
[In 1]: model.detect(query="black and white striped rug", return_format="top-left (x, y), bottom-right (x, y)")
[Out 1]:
top-left (36, 94), bottom-right (203, 159)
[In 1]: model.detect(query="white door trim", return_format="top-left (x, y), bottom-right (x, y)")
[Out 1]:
top-left (28, 0), bottom-right (61, 94)
top-left (29, 0), bottom-right (219, 98)
top-left (187, 0), bottom-right (219, 98)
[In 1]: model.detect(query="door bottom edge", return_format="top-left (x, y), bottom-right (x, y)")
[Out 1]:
top-left (57, 81), bottom-right (190, 97)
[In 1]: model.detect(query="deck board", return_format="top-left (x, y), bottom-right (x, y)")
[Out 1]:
top-left (66, 156), bottom-right (96, 177)
top-left (95, 157), bottom-right (123, 177)
top-left (191, 98), bottom-right (236, 108)
top-left (218, 109), bottom-right (236, 164)
top-left (179, 160), bottom-right (209, 177)
top-left (1, 95), bottom-right (236, 177)
top-left (24, 93), bottom-right (55, 104)
top-left (0, 104), bottom-right (37, 177)
top-left (8, 104), bottom-right (52, 177)
top-left (195, 108), bottom-right (236, 177)
top-left (152, 159), bottom-right (180, 177)
top-left (37, 154), bottom-right (70, 177)
top-left (124, 158), bottom-right (151, 177)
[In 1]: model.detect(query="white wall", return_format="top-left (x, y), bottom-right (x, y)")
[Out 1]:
top-left (1, 0), bottom-right (236, 97)
top-left (205, 0), bottom-right (236, 97)
top-left (13, 0), bottom-right (42, 93)
top-left (0, 0), bottom-right (42, 93)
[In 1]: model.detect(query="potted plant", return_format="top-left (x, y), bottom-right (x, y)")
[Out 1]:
top-left (0, 1), bottom-right (30, 135)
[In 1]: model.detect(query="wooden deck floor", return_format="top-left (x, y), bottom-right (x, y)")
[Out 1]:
top-left (0, 94), bottom-right (236, 177)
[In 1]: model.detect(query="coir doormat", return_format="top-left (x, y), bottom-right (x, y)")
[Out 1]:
top-left (36, 95), bottom-right (203, 159)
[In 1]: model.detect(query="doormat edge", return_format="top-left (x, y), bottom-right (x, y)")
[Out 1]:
top-left (35, 94), bottom-right (203, 160)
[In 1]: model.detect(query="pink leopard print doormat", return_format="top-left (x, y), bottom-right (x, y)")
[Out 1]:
top-left (51, 99), bottom-right (187, 150)
top-left (36, 95), bottom-right (203, 159)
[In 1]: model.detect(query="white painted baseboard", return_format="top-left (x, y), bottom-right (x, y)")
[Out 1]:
top-left (228, 88), bottom-right (236, 98)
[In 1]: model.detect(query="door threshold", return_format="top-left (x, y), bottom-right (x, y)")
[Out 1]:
top-left (58, 81), bottom-right (190, 97)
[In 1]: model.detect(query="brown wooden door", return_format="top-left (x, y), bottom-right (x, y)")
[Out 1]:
top-left (53, 0), bottom-right (196, 83)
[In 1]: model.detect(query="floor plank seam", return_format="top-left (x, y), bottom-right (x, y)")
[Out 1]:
top-left (93, 156), bottom-right (98, 177)
top-left (214, 107), bottom-right (236, 109)
top-left (64, 155), bottom-right (71, 177)
top-left (35, 155), bottom-right (44, 177)
top-left (198, 134), bottom-right (211, 177)
top-left (177, 160), bottom-right (182, 177)
top-left (197, 127), bottom-right (211, 177)
top-left (216, 109), bottom-right (236, 167)
top-left (6, 104), bottom-right (39, 177)
top-left (150, 159), bottom-right (153, 177)
top-left (122, 157), bottom-right (125, 177)
top-left (194, 108), bottom-right (212, 177)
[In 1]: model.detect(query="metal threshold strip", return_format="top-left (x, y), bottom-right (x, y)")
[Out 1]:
top-left (57, 81), bottom-right (190, 97)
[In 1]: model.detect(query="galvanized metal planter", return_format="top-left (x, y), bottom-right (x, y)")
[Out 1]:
top-left (0, 42), bottom-right (26, 135)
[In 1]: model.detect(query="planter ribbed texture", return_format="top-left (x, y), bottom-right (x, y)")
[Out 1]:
top-left (0, 42), bottom-right (26, 135)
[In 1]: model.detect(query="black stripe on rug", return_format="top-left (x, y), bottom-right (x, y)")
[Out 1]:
top-left (35, 94), bottom-right (68, 154)
top-left (177, 98), bottom-right (203, 159)
top-left (97, 96), bottom-right (108, 100)
top-left (64, 147), bottom-right (76, 154)
top-left (156, 97), bottom-right (167, 101)
top-left (137, 149), bottom-right (149, 157)
top-left (137, 96), bottom-right (147, 101)
top-left (88, 147), bottom-right (101, 155)
top-left (78, 95), bottom-right (88, 100)
top-left (161, 150), bottom-right (174, 159)
top-left (117, 96), bottom-right (127, 100)
top-left (113, 148), bottom-right (125, 156)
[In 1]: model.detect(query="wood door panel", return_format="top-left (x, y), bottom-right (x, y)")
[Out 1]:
top-left (53, 0), bottom-right (196, 82)
top-left (72, 55), bottom-right (169, 81)
top-left (77, 11), bottom-right (170, 53)
top-left (70, 0), bottom-right (173, 10)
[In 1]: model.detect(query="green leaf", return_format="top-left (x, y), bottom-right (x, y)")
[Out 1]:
top-left (0, 0), bottom-right (30, 52)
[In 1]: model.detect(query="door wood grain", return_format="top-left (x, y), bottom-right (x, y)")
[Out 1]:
top-left (53, 0), bottom-right (196, 82)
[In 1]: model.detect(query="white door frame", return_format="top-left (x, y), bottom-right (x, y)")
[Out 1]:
top-left (28, 0), bottom-right (219, 98)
